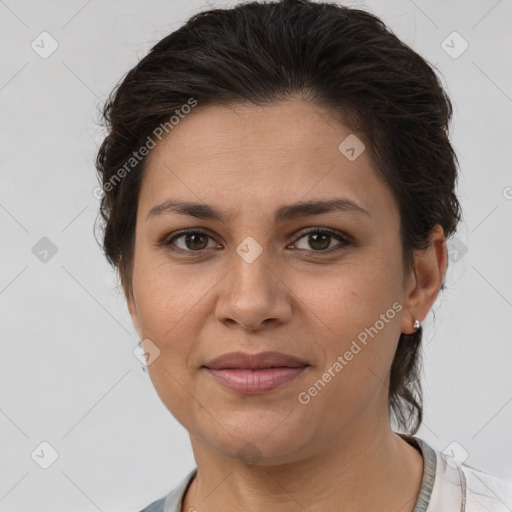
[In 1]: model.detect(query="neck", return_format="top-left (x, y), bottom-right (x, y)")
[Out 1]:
top-left (182, 421), bottom-right (424, 512)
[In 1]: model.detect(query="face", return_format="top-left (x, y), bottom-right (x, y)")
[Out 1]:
top-left (127, 98), bottom-right (421, 464)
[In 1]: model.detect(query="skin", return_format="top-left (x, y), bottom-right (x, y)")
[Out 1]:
top-left (126, 98), bottom-right (448, 512)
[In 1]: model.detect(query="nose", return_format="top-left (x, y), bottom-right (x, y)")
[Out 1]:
top-left (215, 246), bottom-right (293, 332)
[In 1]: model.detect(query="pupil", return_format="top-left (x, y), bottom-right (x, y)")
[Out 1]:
top-left (187, 233), bottom-right (207, 250)
top-left (310, 232), bottom-right (330, 250)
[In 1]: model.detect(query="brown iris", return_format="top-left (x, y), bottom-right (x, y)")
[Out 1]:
top-left (307, 231), bottom-right (331, 251)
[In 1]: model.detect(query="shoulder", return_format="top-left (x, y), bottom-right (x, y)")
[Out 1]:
top-left (427, 438), bottom-right (512, 512)
top-left (460, 461), bottom-right (512, 511)
top-left (136, 468), bottom-right (197, 512)
top-left (404, 434), bottom-right (512, 512)
top-left (137, 497), bottom-right (165, 512)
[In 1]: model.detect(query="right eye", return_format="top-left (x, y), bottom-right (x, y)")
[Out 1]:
top-left (164, 229), bottom-right (220, 252)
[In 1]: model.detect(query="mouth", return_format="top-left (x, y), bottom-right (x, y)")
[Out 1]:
top-left (203, 366), bottom-right (309, 394)
top-left (202, 351), bottom-right (310, 394)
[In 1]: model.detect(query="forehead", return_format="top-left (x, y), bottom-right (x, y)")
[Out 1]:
top-left (138, 99), bottom-right (397, 225)
top-left (148, 99), bottom-right (354, 164)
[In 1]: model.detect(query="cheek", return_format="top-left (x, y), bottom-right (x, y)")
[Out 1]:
top-left (133, 261), bottom-right (205, 423)
top-left (301, 248), bottom-right (402, 326)
top-left (132, 255), bottom-right (226, 387)
top-left (131, 268), bottom-right (194, 399)
top-left (133, 251), bottom-right (203, 334)
top-left (296, 249), bottom-right (404, 377)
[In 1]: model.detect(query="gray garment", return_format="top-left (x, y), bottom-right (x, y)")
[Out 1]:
top-left (137, 434), bottom-right (437, 512)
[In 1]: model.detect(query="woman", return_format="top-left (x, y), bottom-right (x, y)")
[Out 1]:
top-left (95, 1), bottom-right (512, 510)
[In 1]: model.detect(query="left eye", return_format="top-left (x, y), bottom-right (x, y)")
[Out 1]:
top-left (291, 229), bottom-right (349, 252)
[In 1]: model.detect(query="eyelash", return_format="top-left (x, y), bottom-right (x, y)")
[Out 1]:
top-left (161, 227), bottom-right (351, 255)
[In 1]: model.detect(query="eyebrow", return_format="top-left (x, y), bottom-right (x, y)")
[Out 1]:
top-left (147, 198), bottom-right (371, 223)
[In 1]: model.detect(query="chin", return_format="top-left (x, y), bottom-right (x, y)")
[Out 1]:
top-left (196, 410), bottom-right (312, 465)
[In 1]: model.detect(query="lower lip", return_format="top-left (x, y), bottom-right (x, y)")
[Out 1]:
top-left (204, 367), bottom-right (308, 394)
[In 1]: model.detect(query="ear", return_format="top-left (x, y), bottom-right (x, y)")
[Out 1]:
top-left (400, 224), bottom-right (448, 335)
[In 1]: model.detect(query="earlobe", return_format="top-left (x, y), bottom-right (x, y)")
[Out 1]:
top-left (400, 225), bottom-right (447, 335)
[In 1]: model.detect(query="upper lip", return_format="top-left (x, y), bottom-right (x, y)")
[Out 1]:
top-left (202, 351), bottom-right (310, 370)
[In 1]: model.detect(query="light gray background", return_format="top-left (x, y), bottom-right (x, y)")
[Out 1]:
top-left (1, 0), bottom-right (511, 511)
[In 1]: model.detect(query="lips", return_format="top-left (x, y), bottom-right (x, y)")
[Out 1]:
top-left (202, 350), bottom-right (309, 370)
top-left (202, 351), bottom-right (310, 394)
